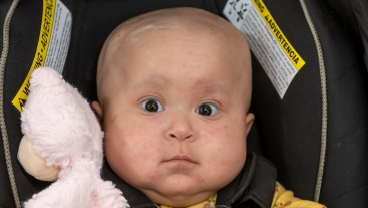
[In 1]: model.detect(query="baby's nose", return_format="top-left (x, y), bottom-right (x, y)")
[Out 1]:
top-left (165, 114), bottom-right (194, 141)
top-left (168, 131), bottom-right (193, 140)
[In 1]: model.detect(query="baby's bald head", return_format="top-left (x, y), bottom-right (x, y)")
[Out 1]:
top-left (97, 7), bottom-right (251, 108)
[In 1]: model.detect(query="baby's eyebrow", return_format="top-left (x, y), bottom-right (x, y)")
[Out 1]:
top-left (134, 77), bottom-right (168, 90)
top-left (188, 77), bottom-right (229, 96)
top-left (200, 83), bottom-right (227, 95)
top-left (134, 77), bottom-right (229, 97)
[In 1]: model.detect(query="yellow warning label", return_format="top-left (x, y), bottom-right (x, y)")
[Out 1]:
top-left (251, 0), bottom-right (305, 70)
top-left (12, 0), bottom-right (56, 112)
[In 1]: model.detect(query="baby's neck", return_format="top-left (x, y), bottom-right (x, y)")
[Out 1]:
top-left (154, 193), bottom-right (217, 208)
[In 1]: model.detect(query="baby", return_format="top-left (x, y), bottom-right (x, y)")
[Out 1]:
top-left (91, 7), bottom-right (325, 208)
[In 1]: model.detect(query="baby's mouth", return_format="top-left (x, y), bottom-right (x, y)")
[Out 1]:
top-left (164, 155), bottom-right (197, 164)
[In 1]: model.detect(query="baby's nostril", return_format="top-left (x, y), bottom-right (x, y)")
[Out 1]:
top-left (170, 134), bottom-right (176, 138)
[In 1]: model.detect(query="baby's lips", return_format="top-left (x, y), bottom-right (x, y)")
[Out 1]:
top-left (164, 154), bottom-right (198, 164)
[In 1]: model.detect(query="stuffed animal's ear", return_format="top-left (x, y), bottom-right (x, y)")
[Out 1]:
top-left (28, 67), bottom-right (64, 87)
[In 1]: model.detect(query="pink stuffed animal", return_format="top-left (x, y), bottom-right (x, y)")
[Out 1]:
top-left (17, 67), bottom-right (129, 208)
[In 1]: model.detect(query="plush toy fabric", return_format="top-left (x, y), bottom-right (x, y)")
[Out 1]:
top-left (18, 67), bottom-right (129, 208)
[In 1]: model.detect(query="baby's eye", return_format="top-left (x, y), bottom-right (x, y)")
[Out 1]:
top-left (141, 99), bottom-right (164, 113)
top-left (195, 103), bottom-right (218, 116)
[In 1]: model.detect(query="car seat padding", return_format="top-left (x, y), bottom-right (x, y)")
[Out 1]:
top-left (0, 0), bottom-right (22, 207)
top-left (1, 0), bottom-right (368, 207)
top-left (250, 0), bottom-right (368, 206)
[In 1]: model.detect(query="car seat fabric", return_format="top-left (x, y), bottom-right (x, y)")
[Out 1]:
top-left (1, 1), bottom-right (53, 208)
top-left (0, 1), bottom-right (12, 206)
top-left (1, 0), bottom-right (368, 208)
top-left (250, 0), bottom-right (368, 206)
top-left (305, 1), bottom-right (368, 206)
top-left (325, 0), bottom-right (368, 73)
top-left (250, 0), bottom-right (324, 201)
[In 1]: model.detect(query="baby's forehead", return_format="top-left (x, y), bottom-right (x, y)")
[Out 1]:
top-left (97, 8), bottom-right (251, 102)
top-left (114, 8), bottom-right (233, 36)
top-left (103, 8), bottom-right (246, 54)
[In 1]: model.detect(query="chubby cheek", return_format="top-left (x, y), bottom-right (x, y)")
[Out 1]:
top-left (104, 117), bottom-right (163, 186)
top-left (199, 121), bottom-right (247, 184)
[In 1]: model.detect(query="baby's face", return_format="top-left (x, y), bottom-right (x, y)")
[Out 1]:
top-left (93, 8), bottom-right (253, 207)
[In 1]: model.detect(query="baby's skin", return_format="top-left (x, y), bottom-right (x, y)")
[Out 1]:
top-left (92, 7), bottom-right (254, 207)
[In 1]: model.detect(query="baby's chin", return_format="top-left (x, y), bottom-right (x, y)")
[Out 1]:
top-left (136, 176), bottom-right (223, 207)
top-left (142, 187), bottom-right (216, 207)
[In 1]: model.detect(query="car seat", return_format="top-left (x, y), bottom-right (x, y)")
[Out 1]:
top-left (1, 0), bottom-right (367, 207)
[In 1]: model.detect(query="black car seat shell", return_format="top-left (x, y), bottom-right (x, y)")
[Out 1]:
top-left (1, 0), bottom-right (368, 207)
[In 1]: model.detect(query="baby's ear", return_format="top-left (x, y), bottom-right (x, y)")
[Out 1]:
top-left (91, 101), bottom-right (103, 128)
top-left (245, 112), bottom-right (255, 136)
